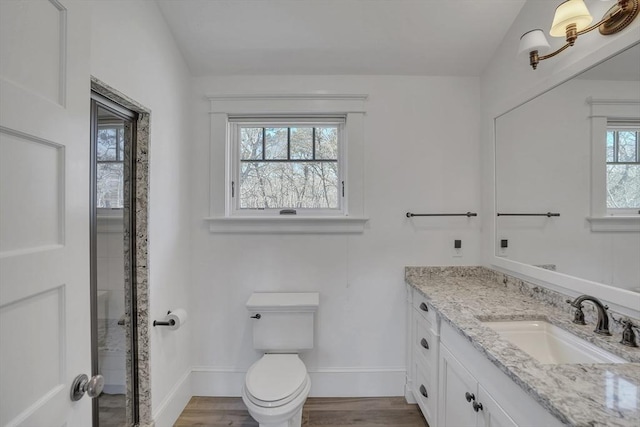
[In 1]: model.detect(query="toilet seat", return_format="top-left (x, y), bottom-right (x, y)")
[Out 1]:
top-left (245, 354), bottom-right (308, 408)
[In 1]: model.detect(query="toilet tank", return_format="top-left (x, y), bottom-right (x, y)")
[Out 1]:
top-left (247, 292), bottom-right (319, 352)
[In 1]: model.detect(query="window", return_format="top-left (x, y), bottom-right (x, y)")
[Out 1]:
top-left (587, 98), bottom-right (640, 232)
top-left (230, 118), bottom-right (344, 214)
top-left (96, 123), bottom-right (125, 209)
top-left (606, 124), bottom-right (640, 213)
top-left (205, 93), bottom-right (368, 233)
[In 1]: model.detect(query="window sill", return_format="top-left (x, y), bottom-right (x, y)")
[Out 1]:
top-left (204, 216), bottom-right (369, 234)
top-left (586, 216), bottom-right (640, 232)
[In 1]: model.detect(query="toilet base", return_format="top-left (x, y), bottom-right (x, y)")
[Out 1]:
top-left (242, 373), bottom-right (310, 427)
top-left (257, 407), bottom-right (302, 427)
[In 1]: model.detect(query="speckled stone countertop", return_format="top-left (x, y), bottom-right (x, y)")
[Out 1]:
top-left (405, 266), bottom-right (640, 427)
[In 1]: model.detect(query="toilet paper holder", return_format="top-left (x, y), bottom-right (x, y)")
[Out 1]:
top-left (153, 310), bottom-right (176, 327)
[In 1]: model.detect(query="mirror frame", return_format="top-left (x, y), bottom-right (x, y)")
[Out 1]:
top-left (489, 33), bottom-right (640, 319)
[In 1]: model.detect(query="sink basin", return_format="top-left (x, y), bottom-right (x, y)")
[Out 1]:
top-left (481, 320), bottom-right (626, 365)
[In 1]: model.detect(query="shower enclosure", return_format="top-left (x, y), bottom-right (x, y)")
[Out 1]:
top-left (90, 94), bottom-right (139, 427)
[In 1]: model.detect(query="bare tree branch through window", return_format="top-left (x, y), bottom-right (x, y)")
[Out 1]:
top-left (237, 124), bottom-right (340, 210)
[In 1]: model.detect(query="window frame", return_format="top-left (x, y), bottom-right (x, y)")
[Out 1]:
top-left (205, 93), bottom-right (369, 234)
top-left (587, 98), bottom-right (640, 232)
top-left (96, 120), bottom-right (125, 212)
top-left (229, 117), bottom-right (346, 217)
top-left (605, 124), bottom-right (640, 215)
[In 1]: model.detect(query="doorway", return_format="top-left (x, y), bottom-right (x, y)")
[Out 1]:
top-left (89, 77), bottom-right (152, 427)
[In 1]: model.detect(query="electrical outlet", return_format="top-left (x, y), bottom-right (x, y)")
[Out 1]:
top-left (498, 239), bottom-right (508, 256)
top-left (453, 239), bottom-right (463, 257)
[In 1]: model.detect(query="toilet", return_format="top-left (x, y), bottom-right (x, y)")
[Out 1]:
top-left (242, 292), bottom-right (319, 427)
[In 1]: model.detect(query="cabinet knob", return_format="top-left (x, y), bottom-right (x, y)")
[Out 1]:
top-left (419, 302), bottom-right (429, 312)
top-left (465, 392), bottom-right (475, 402)
top-left (473, 402), bottom-right (484, 412)
top-left (419, 384), bottom-right (428, 398)
top-left (420, 338), bottom-right (429, 349)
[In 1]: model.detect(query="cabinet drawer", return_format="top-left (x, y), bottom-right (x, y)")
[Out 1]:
top-left (412, 290), bottom-right (436, 325)
top-left (414, 315), bottom-right (438, 367)
top-left (414, 359), bottom-right (436, 425)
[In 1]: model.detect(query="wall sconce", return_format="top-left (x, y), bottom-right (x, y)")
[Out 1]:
top-left (519, 0), bottom-right (639, 69)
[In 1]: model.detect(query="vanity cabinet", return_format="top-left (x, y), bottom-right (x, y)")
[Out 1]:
top-left (439, 345), bottom-right (516, 427)
top-left (406, 287), bottom-right (439, 426)
top-left (406, 285), bottom-right (563, 427)
top-left (438, 321), bottom-right (563, 427)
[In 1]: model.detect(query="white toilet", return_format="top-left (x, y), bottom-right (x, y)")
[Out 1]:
top-left (242, 292), bottom-right (319, 427)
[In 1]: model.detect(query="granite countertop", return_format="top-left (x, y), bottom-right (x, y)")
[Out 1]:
top-left (405, 266), bottom-right (640, 427)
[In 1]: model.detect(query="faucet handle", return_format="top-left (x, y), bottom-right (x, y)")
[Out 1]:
top-left (611, 313), bottom-right (632, 326)
top-left (566, 298), bottom-right (581, 308)
top-left (610, 314), bottom-right (639, 347)
top-left (566, 299), bottom-right (586, 325)
top-left (619, 319), bottom-right (639, 348)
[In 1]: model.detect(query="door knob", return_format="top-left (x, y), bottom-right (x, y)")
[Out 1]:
top-left (70, 374), bottom-right (104, 401)
top-left (419, 384), bottom-right (428, 398)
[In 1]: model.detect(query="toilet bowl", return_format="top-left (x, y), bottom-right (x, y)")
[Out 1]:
top-left (241, 354), bottom-right (311, 427)
top-left (242, 292), bottom-right (319, 427)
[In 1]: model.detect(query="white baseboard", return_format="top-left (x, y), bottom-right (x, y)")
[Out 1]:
top-left (308, 367), bottom-right (406, 397)
top-left (152, 369), bottom-right (192, 427)
top-left (191, 366), bottom-right (406, 397)
top-left (150, 365), bottom-right (407, 425)
top-left (404, 378), bottom-right (416, 404)
top-left (191, 367), bottom-right (246, 396)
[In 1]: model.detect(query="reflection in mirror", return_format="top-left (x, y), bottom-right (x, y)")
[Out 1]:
top-left (95, 105), bottom-right (129, 427)
top-left (495, 43), bottom-right (640, 293)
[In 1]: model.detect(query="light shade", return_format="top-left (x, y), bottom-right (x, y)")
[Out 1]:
top-left (550, 0), bottom-right (593, 37)
top-left (518, 29), bottom-right (551, 56)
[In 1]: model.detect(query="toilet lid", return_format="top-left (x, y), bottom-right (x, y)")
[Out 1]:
top-left (246, 354), bottom-right (307, 403)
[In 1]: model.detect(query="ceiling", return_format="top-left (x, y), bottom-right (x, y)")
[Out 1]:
top-left (156, 0), bottom-right (526, 76)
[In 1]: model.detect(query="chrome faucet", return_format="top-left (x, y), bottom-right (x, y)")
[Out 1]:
top-left (566, 295), bottom-right (611, 336)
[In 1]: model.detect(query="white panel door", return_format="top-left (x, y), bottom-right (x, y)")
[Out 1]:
top-left (477, 384), bottom-right (518, 427)
top-left (0, 1), bottom-right (92, 426)
top-left (439, 345), bottom-right (478, 427)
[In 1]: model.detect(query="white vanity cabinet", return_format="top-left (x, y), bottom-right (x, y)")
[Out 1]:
top-left (439, 344), bottom-right (516, 427)
top-left (406, 285), bottom-right (564, 427)
top-left (406, 287), bottom-right (439, 426)
top-left (438, 321), bottom-right (563, 427)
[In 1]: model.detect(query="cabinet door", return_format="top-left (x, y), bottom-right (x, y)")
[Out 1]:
top-left (413, 356), bottom-right (436, 425)
top-left (477, 384), bottom-right (518, 427)
top-left (439, 345), bottom-right (477, 427)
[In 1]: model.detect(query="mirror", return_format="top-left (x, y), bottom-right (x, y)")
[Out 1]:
top-left (495, 43), bottom-right (640, 294)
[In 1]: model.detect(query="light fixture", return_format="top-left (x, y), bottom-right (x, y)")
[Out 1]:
top-left (519, 0), bottom-right (639, 69)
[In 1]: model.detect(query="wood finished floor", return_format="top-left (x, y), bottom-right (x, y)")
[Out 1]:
top-left (99, 393), bottom-right (126, 427)
top-left (174, 397), bottom-right (429, 427)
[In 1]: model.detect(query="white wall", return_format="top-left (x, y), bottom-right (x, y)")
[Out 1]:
top-left (479, 0), bottom-right (640, 298)
top-left (189, 75), bottom-right (482, 396)
top-left (90, 1), bottom-right (193, 425)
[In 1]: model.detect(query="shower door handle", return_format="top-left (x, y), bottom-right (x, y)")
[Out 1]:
top-left (70, 373), bottom-right (104, 401)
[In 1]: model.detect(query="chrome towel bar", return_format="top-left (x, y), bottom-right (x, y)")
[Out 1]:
top-left (497, 212), bottom-right (560, 217)
top-left (406, 212), bottom-right (477, 218)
